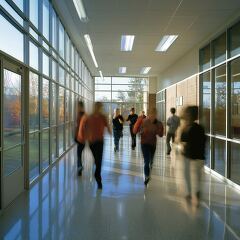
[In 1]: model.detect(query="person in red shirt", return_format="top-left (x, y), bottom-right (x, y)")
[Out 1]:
top-left (134, 108), bottom-right (163, 186)
top-left (80, 102), bottom-right (111, 189)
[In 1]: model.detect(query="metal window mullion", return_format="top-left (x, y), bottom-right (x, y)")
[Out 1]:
top-left (5, 0), bottom-right (26, 19)
top-left (210, 67), bottom-right (215, 170)
top-left (24, 67), bottom-right (30, 188)
top-left (39, 0), bottom-right (43, 172)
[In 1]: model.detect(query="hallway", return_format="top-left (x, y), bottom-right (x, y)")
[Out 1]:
top-left (0, 133), bottom-right (240, 240)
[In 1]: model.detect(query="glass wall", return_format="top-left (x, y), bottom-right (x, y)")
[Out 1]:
top-left (156, 90), bottom-right (166, 128)
top-left (95, 77), bottom-right (148, 121)
top-left (0, 0), bottom-right (94, 183)
top-left (199, 20), bottom-right (240, 185)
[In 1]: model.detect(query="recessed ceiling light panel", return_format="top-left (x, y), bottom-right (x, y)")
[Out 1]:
top-left (155, 35), bottom-right (178, 52)
top-left (84, 34), bottom-right (98, 68)
top-left (119, 67), bottom-right (127, 74)
top-left (140, 67), bottom-right (151, 74)
top-left (73, 0), bottom-right (88, 22)
top-left (121, 35), bottom-right (135, 51)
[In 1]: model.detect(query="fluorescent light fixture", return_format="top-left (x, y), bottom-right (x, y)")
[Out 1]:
top-left (84, 34), bottom-right (98, 68)
top-left (119, 67), bottom-right (127, 74)
top-left (121, 35), bottom-right (135, 51)
top-left (140, 67), bottom-right (151, 74)
top-left (99, 70), bottom-right (103, 79)
top-left (155, 35), bottom-right (178, 52)
top-left (73, 0), bottom-right (88, 22)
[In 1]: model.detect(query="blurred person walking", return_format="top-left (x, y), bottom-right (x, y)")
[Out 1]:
top-left (140, 110), bottom-right (146, 119)
top-left (112, 108), bottom-right (124, 152)
top-left (166, 107), bottom-right (180, 155)
top-left (126, 108), bottom-right (138, 150)
top-left (133, 108), bottom-right (163, 186)
top-left (75, 101), bottom-right (86, 176)
top-left (81, 102), bottom-right (111, 189)
top-left (180, 106), bottom-right (206, 206)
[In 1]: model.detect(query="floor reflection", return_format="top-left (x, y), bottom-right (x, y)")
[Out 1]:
top-left (0, 135), bottom-right (240, 240)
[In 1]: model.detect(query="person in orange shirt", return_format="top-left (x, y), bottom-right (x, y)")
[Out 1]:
top-left (75, 101), bottom-right (86, 176)
top-left (134, 108), bottom-right (163, 186)
top-left (80, 102), bottom-right (111, 189)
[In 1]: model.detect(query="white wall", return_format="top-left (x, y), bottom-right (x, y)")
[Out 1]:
top-left (157, 47), bottom-right (199, 91)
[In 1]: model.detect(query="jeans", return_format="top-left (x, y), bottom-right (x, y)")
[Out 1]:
top-left (141, 144), bottom-right (156, 178)
top-left (113, 129), bottom-right (122, 150)
top-left (166, 132), bottom-right (175, 154)
top-left (77, 143), bottom-right (85, 170)
top-left (130, 125), bottom-right (136, 148)
top-left (89, 141), bottom-right (104, 184)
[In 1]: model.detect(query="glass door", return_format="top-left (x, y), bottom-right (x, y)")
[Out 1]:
top-left (1, 58), bottom-right (25, 208)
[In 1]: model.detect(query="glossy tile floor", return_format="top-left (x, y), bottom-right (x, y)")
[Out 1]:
top-left (0, 131), bottom-right (240, 240)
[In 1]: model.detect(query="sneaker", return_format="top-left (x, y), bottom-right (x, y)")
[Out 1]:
top-left (144, 177), bottom-right (150, 186)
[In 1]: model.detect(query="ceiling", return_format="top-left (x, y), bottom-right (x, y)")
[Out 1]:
top-left (53, 0), bottom-right (240, 77)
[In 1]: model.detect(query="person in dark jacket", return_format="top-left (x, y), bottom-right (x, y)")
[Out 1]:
top-left (75, 101), bottom-right (86, 176)
top-left (126, 108), bottom-right (138, 150)
top-left (166, 108), bottom-right (180, 155)
top-left (134, 108), bottom-right (163, 186)
top-left (180, 106), bottom-right (206, 206)
top-left (112, 108), bottom-right (124, 152)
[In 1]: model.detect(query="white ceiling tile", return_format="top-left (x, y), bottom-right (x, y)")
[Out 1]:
top-left (56, 0), bottom-right (240, 76)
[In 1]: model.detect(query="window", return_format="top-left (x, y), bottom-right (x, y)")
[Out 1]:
top-left (199, 44), bottom-right (210, 72)
top-left (95, 92), bottom-right (111, 102)
top-left (230, 142), bottom-right (240, 184)
top-left (229, 21), bottom-right (240, 58)
top-left (0, 15), bottom-right (24, 62)
top-left (42, 0), bottom-right (50, 40)
top-left (29, 0), bottom-right (38, 28)
top-left (13, 0), bottom-right (24, 11)
top-left (1, 1), bottom-right (23, 25)
top-left (214, 138), bottom-right (226, 176)
top-left (95, 85), bottom-right (111, 91)
top-left (200, 72), bottom-right (211, 133)
top-left (51, 127), bottom-right (57, 161)
top-left (52, 60), bottom-right (57, 81)
top-left (42, 53), bottom-right (49, 76)
top-left (59, 87), bottom-right (65, 124)
top-left (29, 72), bottom-right (39, 132)
top-left (212, 33), bottom-right (226, 66)
top-left (66, 35), bottom-right (70, 65)
top-left (51, 8), bottom-right (57, 50)
top-left (230, 58), bottom-right (240, 139)
top-left (42, 130), bottom-right (49, 170)
top-left (59, 21), bottom-right (65, 59)
top-left (51, 83), bottom-right (57, 126)
top-left (29, 42), bottom-right (39, 70)
top-left (59, 66), bottom-right (65, 85)
top-left (42, 79), bottom-right (49, 128)
top-left (58, 125), bottom-right (64, 155)
top-left (65, 90), bottom-right (70, 122)
top-left (214, 64), bottom-right (226, 136)
top-left (71, 45), bottom-right (75, 69)
top-left (29, 132), bottom-right (40, 180)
